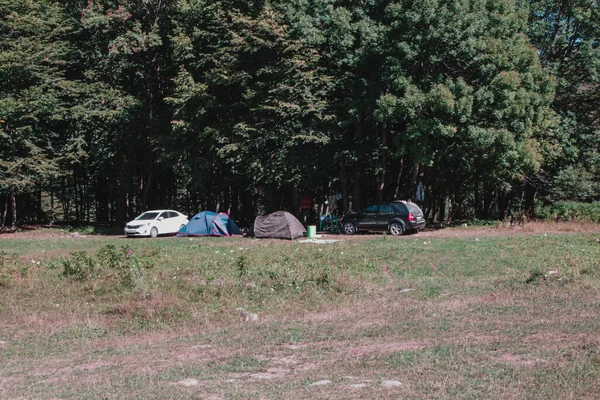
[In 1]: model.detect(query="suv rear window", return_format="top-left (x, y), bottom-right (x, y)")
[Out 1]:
top-left (405, 202), bottom-right (423, 215)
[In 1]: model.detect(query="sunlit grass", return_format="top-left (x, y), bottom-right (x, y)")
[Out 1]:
top-left (1, 227), bottom-right (600, 399)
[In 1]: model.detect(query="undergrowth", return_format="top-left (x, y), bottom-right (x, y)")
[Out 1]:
top-left (536, 201), bottom-right (600, 223)
top-left (61, 244), bottom-right (155, 289)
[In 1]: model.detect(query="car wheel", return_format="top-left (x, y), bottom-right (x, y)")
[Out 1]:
top-left (342, 222), bottom-right (356, 235)
top-left (150, 227), bottom-right (158, 238)
top-left (389, 222), bottom-right (404, 236)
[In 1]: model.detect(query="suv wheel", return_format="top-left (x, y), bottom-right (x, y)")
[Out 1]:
top-left (342, 221), bottom-right (356, 235)
top-left (389, 222), bottom-right (404, 236)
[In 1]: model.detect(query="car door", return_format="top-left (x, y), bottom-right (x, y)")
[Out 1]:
top-left (357, 205), bottom-right (379, 230)
top-left (377, 204), bottom-right (395, 230)
top-left (165, 211), bottom-right (181, 233)
top-left (170, 211), bottom-right (186, 232)
top-left (157, 212), bottom-right (170, 234)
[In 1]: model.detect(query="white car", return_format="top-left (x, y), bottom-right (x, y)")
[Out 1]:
top-left (124, 210), bottom-right (189, 238)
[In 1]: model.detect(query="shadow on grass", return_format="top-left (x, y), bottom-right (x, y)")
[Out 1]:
top-left (64, 222), bottom-right (124, 236)
top-left (1, 223), bottom-right (125, 236)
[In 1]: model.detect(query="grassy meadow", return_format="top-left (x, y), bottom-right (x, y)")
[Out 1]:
top-left (1, 226), bottom-right (600, 399)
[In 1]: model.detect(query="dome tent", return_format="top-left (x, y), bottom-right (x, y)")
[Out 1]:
top-left (254, 211), bottom-right (306, 240)
top-left (177, 211), bottom-right (242, 237)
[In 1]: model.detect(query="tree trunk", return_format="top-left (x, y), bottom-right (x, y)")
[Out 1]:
top-left (116, 174), bottom-right (128, 225)
top-left (497, 190), bottom-right (509, 220)
top-left (10, 188), bottom-right (16, 229)
top-left (411, 162), bottom-right (421, 198)
top-left (524, 176), bottom-right (536, 217)
top-left (96, 177), bottom-right (109, 223)
top-left (231, 185), bottom-right (239, 220)
top-left (142, 169), bottom-right (153, 212)
top-left (352, 116), bottom-right (362, 210)
top-left (340, 155), bottom-right (348, 213)
top-left (438, 196), bottom-right (446, 222)
top-left (394, 158), bottom-right (405, 200)
top-left (241, 185), bottom-right (254, 226)
top-left (291, 185), bottom-right (299, 216)
top-left (74, 173), bottom-right (80, 221)
top-left (61, 177), bottom-right (69, 222)
top-left (49, 177), bottom-right (55, 226)
top-left (376, 122), bottom-right (387, 203)
top-left (1, 193), bottom-right (7, 228)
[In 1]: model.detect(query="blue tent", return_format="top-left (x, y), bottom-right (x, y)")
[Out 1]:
top-left (177, 211), bottom-right (242, 237)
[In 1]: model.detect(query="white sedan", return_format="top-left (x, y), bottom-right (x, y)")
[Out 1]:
top-left (124, 210), bottom-right (189, 238)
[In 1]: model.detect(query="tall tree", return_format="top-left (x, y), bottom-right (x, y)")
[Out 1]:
top-left (379, 0), bottom-right (555, 219)
top-left (61, 0), bottom-right (177, 222)
top-left (0, 0), bottom-right (74, 227)
top-left (284, 0), bottom-right (391, 210)
top-left (529, 0), bottom-right (600, 204)
top-left (169, 1), bottom-right (332, 216)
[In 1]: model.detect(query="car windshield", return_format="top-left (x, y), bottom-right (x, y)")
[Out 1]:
top-left (135, 212), bottom-right (159, 221)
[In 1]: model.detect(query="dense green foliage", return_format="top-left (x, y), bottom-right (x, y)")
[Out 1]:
top-left (0, 0), bottom-right (598, 227)
top-left (536, 200), bottom-right (600, 223)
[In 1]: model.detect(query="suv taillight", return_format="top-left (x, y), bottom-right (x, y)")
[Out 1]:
top-left (408, 213), bottom-right (415, 221)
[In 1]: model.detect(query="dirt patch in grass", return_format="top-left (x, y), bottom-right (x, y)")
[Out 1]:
top-left (342, 339), bottom-right (434, 357)
top-left (3, 292), bottom-right (598, 398)
top-left (21, 334), bottom-right (244, 387)
top-left (496, 352), bottom-right (545, 366)
top-left (418, 221), bottom-right (600, 239)
top-left (522, 331), bottom-right (600, 350)
top-left (0, 227), bottom-right (74, 239)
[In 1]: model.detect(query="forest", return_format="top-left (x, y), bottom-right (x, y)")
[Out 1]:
top-left (1, 0), bottom-right (599, 228)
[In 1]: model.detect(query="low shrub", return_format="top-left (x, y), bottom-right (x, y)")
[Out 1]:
top-left (536, 201), bottom-right (600, 223)
top-left (447, 219), bottom-right (499, 227)
top-left (0, 251), bottom-right (16, 287)
top-left (62, 251), bottom-right (97, 281)
top-left (62, 245), bottom-right (155, 288)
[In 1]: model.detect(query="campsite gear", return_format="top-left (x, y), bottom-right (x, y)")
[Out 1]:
top-left (416, 181), bottom-right (425, 202)
top-left (300, 196), bottom-right (312, 210)
top-left (307, 225), bottom-right (316, 238)
top-left (177, 211), bottom-right (242, 237)
top-left (254, 211), bottom-right (306, 240)
top-left (319, 215), bottom-right (340, 233)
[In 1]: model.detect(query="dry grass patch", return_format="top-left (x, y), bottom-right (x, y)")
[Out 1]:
top-left (2, 227), bottom-right (600, 399)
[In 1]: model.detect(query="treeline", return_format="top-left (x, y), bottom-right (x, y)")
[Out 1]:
top-left (1, 0), bottom-right (599, 228)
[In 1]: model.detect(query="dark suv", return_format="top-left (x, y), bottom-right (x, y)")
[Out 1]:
top-left (341, 201), bottom-right (426, 236)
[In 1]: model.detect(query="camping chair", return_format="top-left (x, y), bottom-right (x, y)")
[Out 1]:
top-left (327, 215), bottom-right (340, 233)
top-left (318, 214), bottom-right (328, 232)
top-left (319, 214), bottom-right (339, 233)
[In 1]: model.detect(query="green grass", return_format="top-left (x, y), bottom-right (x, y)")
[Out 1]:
top-left (1, 228), bottom-right (600, 398)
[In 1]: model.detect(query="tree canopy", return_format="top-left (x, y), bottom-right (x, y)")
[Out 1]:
top-left (0, 0), bottom-right (598, 227)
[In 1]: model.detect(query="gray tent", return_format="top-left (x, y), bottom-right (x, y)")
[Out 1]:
top-left (254, 211), bottom-right (306, 240)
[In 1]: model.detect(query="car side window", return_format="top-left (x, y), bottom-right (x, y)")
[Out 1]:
top-left (379, 205), bottom-right (393, 213)
top-left (365, 205), bottom-right (378, 213)
top-left (167, 211), bottom-right (177, 218)
top-left (159, 212), bottom-right (169, 219)
top-left (392, 203), bottom-right (408, 213)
